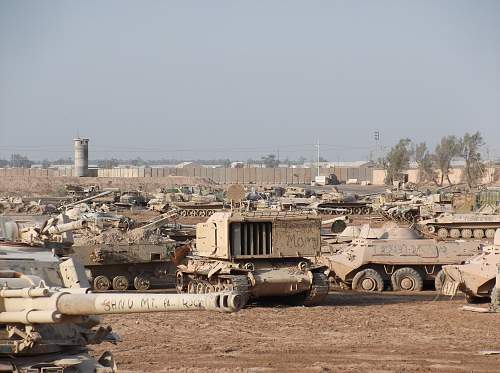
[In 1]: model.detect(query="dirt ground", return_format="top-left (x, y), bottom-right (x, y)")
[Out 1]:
top-left (92, 291), bottom-right (500, 373)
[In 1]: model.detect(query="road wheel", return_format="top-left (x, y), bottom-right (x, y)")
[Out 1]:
top-left (94, 275), bottom-right (111, 291)
top-left (473, 229), bottom-right (484, 239)
top-left (134, 276), bottom-right (151, 291)
top-left (461, 229), bottom-right (472, 239)
top-left (352, 269), bottom-right (384, 292)
top-left (437, 228), bottom-right (448, 239)
top-left (449, 229), bottom-right (461, 239)
top-left (427, 225), bottom-right (436, 234)
top-left (112, 276), bottom-right (129, 291)
top-left (391, 267), bottom-right (423, 292)
top-left (434, 269), bottom-right (446, 291)
top-left (362, 207), bottom-right (370, 215)
top-left (485, 229), bottom-right (496, 239)
top-left (353, 207), bottom-right (361, 215)
top-left (179, 210), bottom-right (187, 216)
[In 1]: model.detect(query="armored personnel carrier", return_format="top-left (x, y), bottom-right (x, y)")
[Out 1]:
top-left (441, 229), bottom-right (500, 303)
top-left (0, 241), bottom-right (242, 372)
top-left (417, 212), bottom-right (500, 240)
top-left (320, 225), bottom-right (481, 292)
top-left (176, 211), bottom-right (329, 306)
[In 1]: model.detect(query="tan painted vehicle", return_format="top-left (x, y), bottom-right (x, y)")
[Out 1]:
top-left (441, 229), bottom-right (500, 304)
top-left (319, 226), bottom-right (481, 292)
top-left (0, 212), bottom-right (187, 291)
top-left (417, 213), bottom-right (500, 240)
top-left (176, 211), bottom-right (329, 306)
top-left (0, 242), bottom-right (241, 372)
top-left (148, 187), bottom-right (224, 216)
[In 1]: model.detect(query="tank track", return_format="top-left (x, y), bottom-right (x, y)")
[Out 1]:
top-left (303, 272), bottom-right (329, 306)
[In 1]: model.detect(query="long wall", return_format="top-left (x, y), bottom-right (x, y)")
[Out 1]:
top-left (0, 166), bottom-right (373, 184)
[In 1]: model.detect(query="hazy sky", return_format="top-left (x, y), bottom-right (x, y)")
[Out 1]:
top-left (0, 0), bottom-right (499, 162)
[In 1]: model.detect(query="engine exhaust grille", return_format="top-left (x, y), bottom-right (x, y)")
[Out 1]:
top-left (230, 222), bottom-right (272, 256)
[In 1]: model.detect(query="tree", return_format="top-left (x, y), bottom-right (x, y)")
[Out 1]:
top-left (41, 159), bottom-right (51, 169)
top-left (9, 154), bottom-right (32, 168)
top-left (381, 139), bottom-right (412, 184)
top-left (97, 158), bottom-right (119, 169)
top-left (460, 131), bottom-right (485, 188)
top-left (261, 154), bottom-right (279, 168)
top-left (414, 142), bottom-right (436, 184)
top-left (434, 136), bottom-right (461, 186)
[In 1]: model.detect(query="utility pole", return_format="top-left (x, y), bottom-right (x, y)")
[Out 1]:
top-left (315, 140), bottom-right (320, 177)
top-left (374, 131), bottom-right (380, 162)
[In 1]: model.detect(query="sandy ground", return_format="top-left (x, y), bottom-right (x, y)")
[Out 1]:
top-left (92, 291), bottom-right (500, 373)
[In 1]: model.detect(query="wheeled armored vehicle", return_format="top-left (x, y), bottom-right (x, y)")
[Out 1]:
top-left (320, 225), bottom-right (481, 292)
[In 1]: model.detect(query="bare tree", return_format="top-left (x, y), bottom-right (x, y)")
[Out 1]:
top-left (434, 136), bottom-right (461, 186)
top-left (460, 131), bottom-right (485, 188)
top-left (414, 142), bottom-right (436, 184)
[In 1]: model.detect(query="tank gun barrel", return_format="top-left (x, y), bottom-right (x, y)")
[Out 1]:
top-left (0, 288), bottom-right (242, 324)
top-left (133, 210), bottom-right (178, 232)
top-left (44, 220), bottom-right (87, 235)
top-left (62, 190), bottom-right (113, 209)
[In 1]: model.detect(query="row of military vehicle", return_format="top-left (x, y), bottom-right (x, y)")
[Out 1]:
top-left (2, 209), bottom-right (498, 306)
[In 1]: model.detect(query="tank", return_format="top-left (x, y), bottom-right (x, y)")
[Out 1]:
top-left (417, 212), bottom-right (500, 240)
top-left (0, 212), bottom-right (185, 292)
top-left (441, 229), bottom-right (500, 303)
top-left (70, 212), bottom-right (187, 291)
top-left (309, 187), bottom-right (373, 215)
top-left (0, 243), bottom-right (241, 372)
top-left (176, 211), bottom-right (329, 306)
top-left (147, 187), bottom-right (224, 216)
top-left (319, 225), bottom-right (481, 292)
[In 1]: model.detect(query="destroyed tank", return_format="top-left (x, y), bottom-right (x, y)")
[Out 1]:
top-left (176, 211), bottom-right (329, 306)
top-left (70, 212), bottom-right (187, 291)
top-left (0, 212), bottom-right (184, 291)
top-left (319, 225), bottom-right (481, 292)
top-left (148, 187), bottom-right (224, 216)
top-left (417, 212), bottom-right (500, 240)
top-left (441, 229), bottom-right (500, 303)
top-left (0, 242), bottom-right (242, 372)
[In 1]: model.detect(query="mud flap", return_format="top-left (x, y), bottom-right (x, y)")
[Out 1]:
top-left (441, 279), bottom-right (459, 296)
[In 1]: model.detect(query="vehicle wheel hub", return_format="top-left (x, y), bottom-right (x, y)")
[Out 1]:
top-left (400, 277), bottom-right (414, 290)
top-left (361, 278), bottom-right (376, 291)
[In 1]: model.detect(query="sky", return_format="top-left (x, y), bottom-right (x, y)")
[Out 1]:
top-left (0, 0), bottom-right (499, 162)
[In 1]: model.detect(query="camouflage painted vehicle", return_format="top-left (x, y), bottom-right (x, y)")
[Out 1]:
top-left (0, 242), bottom-right (241, 372)
top-left (417, 212), bottom-right (500, 240)
top-left (319, 226), bottom-right (481, 292)
top-left (176, 211), bottom-right (329, 306)
top-left (441, 229), bottom-right (500, 304)
top-left (310, 187), bottom-right (373, 215)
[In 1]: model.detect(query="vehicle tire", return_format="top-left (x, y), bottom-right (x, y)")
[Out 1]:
top-left (112, 276), bottom-right (129, 291)
top-left (449, 229), bottom-right (460, 239)
top-left (134, 275), bottom-right (151, 291)
top-left (391, 267), bottom-right (423, 292)
top-left (437, 228), bottom-right (448, 239)
top-left (461, 229), bottom-right (472, 239)
top-left (434, 269), bottom-right (446, 291)
top-left (94, 275), bottom-right (111, 291)
top-left (352, 269), bottom-right (384, 292)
